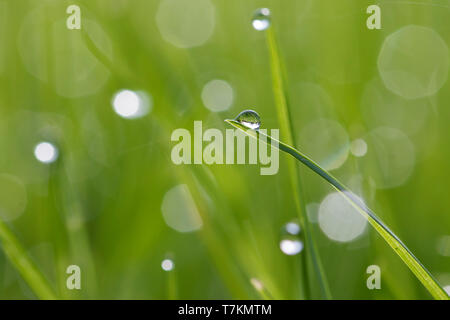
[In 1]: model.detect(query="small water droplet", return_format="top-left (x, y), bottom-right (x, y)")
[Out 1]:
top-left (280, 236), bottom-right (304, 255)
top-left (34, 142), bottom-right (58, 164)
top-left (284, 220), bottom-right (301, 235)
top-left (161, 258), bottom-right (174, 271)
top-left (252, 8), bottom-right (271, 31)
top-left (280, 220), bottom-right (303, 255)
top-left (234, 110), bottom-right (261, 130)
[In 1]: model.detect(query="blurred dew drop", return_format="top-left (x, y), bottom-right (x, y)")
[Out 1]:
top-left (350, 139), bottom-right (367, 157)
top-left (290, 82), bottom-right (335, 128)
top-left (436, 235), bottom-right (450, 257)
top-left (346, 174), bottom-right (377, 204)
top-left (201, 79), bottom-right (234, 112)
top-left (299, 118), bottom-right (350, 171)
top-left (360, 77), bottom-right (430, 136)
top-left (362, 127), bottom-right (415, 189)
top-left (156, 0), bottom-right (215, 48)
top-left (306, 203), bottom-right (319, 223)
top-left (161, 259), bottom-right (174, 272)
top-left (284, 221), bottom-right (301, 235)
top-left (318, 192), bottom-right (367, 243)
top-left (34, 142), bottom-right (58, 164)
top-left (252, 8), bottom-right (271, 31)
top-left (161, 184), bottom-right (203, 233)
top-left (279, 237), bottom-right (304, 255)
top-left (112, 89), bottom-right (152, 119)
top-left (18, 4), bottom-right (113, 98)
top-left (377, 25), bottom-right (449, 99)
top-left (234, 110), bottom-right (261, 130)
top-left (250, 278), bottom-right (264, 291)
top-left (437, 274), bottom-right (450, 296)
top-left (0, 174), bottom-right (27, 221)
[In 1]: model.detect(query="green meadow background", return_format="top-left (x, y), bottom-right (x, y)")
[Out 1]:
top-left (0, 0), bottom-right (449, 299)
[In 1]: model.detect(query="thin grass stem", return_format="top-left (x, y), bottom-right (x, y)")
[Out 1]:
top-left (0, 221), bottom-right (57, 299)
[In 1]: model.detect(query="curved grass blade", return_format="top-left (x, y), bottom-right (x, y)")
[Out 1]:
top-left (225, 119), bottom-right (450, 300)
top-left (0, 220), bottom-right (57, 299)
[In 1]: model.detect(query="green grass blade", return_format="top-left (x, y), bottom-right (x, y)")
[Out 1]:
top-left (225, 120), bottom-right (450, 300)
top-left (265, 26), bottom-right (331, 299)
top-left (0, 220), bottom-right (57, 299)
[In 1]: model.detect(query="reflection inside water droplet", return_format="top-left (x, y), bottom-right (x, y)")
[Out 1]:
top-left (234, 110), bottom-right (261, 130)
top-left (252, 8), bottom-right (271, 31)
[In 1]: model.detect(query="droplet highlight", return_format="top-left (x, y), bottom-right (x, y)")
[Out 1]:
top-left (252, 8), bottom-right (271, 31)
top-left (280, 237), bottom-right (304, 255)
top-left (234, 110), bottom-right (261, 130)
top-left (34, 142), bottom-right (58, 164)
top-left (112, 89), bottom-right (152, 119)
top-left (161, 259), bottom-right (174, 271)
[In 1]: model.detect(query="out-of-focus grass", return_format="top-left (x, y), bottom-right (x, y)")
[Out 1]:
top-left (0, 0), bottom-right (449, 299)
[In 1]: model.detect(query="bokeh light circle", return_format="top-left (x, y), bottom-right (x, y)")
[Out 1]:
top-left (279, 239), bottom-right (303, 255)
top-left (156, 0), bottom-right (215, 48)
top-left (201, 80), bottom-right (234, 112)
top-left (161, 184), bottom-right (203, 233)
top-left (112, 89), bottom-right (152, 119)
top-left (34, 142), bottom-right (58, 164)
top-left (0, 174), bottom-right (27, 221)
top-left (362, 127), bottom-right (415, 189)
top-left (378, 25), bottom-right (449, 99)
top-left (161, 259), bottom-right (174, 271)
top-left (299, 119), bottom-right (350, 171)
top-left (318, 192), bottom-right (367, 242)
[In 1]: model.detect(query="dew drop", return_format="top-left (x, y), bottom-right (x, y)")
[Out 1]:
top-left (283, 220), bottom-right (301, 235)
top-left (280, 236), bottom-right (304, 256)
top-left (280, 220), bottom-right (304, 255)
top-left (161, 258), bottom-right (174, 271)
top-left (252, 8), bottom-right (271, 31)
top-left (34, 142), bottom-right (58, 164)
top-left (234, 110), bottom-right (261, 130)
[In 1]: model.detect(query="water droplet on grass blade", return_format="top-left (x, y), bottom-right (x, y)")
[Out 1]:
top-left (280, 220), bottom-right (304, 255)
top-left (252, 8), bottom-right (271, 31)
top-left (234, 110), bottom-right (261, 130)
top-left (280, 236), bottom-right (303, 255)
top-left (284, 220), bottom-right (301, 235)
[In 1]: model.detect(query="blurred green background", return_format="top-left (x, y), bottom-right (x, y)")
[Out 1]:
top-left (0, 0), bottom-right (449, 299)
